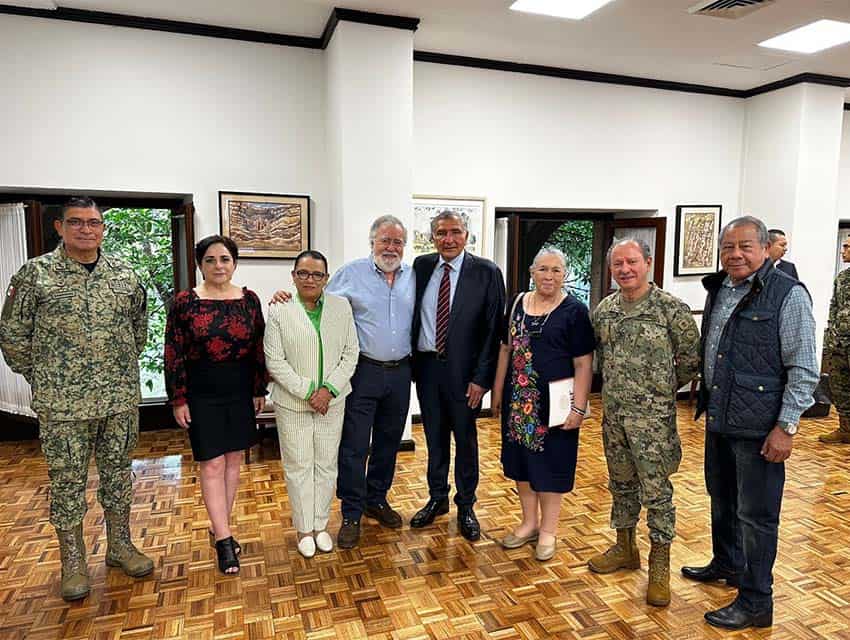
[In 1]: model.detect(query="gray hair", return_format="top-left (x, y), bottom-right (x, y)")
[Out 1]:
top-left (720, 216), bottom-right (769, 247)
top-left (430, 210), bottom-right (468, 236)
top-left (529, 247), bottom-right (569, 275)
top-left (369, 214), bottom-right (407, 245)
top-left (606, 237), bottom-right (652, 265)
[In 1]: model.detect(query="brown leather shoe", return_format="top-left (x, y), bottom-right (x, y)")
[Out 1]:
top-left (337, 518), bottom-right (361, 549)
top-left (365, 502), bottom-right (403, 529)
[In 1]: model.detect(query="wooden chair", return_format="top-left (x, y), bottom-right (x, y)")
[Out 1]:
top-left (245, 410), bottom-right (276, 463)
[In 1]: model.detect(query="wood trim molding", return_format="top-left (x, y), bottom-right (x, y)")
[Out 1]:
top-left (742, 73), bottom-right (850, 98)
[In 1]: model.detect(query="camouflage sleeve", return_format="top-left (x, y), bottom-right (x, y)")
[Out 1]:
top-left (669, 301), bottom-right (700, 388)
top-left (0, 266), bottom-right (37, 382)
top-left (823, 276), bottom-right (840, 355)
top-left (131, 274), bottom-right (148, 357)
top-left (590, 303), bottom-right (603, 372)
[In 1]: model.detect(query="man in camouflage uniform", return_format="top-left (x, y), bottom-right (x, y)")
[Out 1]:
top-left (587, 238), bottom-right (700, 607)
top-left (0, 197), bottom-right (153, 601)
top-left (821, 236), bottom-right (850, 444)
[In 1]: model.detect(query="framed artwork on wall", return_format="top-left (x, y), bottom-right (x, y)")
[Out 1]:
top-left (674, 204), bottom-right (722, 276)
top-left (412, 195), bottom-right (486, 259)
top-left (219, 191), bottom-right (309, 259)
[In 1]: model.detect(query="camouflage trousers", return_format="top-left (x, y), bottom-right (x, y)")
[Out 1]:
top-left (602, 411), bottom-right (682, 544)
top-left (826, 350), bottom-right (850, 422)
top-left (39, 411), bottom-right (139, 530)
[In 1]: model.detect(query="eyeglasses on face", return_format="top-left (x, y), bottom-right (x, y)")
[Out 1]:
top-left (64, 218), bottom-right (104, 229)
top-left (294, 270), bottom-right (327, 281)
top-left (375, 237), bottom-right (404, 248)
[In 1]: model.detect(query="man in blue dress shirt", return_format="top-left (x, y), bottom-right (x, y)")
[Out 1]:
top-left (326, 215), bottom-right (416, 548)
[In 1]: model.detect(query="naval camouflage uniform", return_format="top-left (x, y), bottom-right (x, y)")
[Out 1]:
top-left (0, 243), bottom-right (147, 530)
top-left (823, 268), bottom-right (850, 441)
top-left (592, 284), bottom-right (700, 543)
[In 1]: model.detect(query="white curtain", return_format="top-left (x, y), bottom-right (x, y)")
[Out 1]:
top-left (0, 203), bottom-right (35, 417)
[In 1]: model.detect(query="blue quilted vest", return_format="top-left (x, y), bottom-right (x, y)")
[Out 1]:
top-left (696, 260), bottom-right (803, 439)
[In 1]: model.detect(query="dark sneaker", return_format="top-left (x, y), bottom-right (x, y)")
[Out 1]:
top-left (365, 502), bottom-right (403, 529)
top-left (337, 518), bottom-right (361, 549)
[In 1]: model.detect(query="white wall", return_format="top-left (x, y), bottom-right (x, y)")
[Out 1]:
top-left (839, 112), bottom-right (850, 223)
top-left (0, 16), bottom-right (328, 306)
top-left (413, 62), bottom-right (746, 311)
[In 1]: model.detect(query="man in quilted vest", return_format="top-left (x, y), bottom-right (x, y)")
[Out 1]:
top-left (683, 216), bottom-right (818, 630)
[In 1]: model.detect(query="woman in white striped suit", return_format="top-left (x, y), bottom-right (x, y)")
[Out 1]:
top-left (264, 250), bottom-right (360, 557)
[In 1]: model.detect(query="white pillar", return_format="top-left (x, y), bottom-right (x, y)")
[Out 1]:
top-left (325, 17), bottom-right (416, 442)
top-left (740, 83), bottom-right (846, 355)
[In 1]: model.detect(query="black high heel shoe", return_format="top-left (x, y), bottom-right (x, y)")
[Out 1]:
top-left (214, 537), bottom-right (240, 575)
top-left (209, 529), bottom-right (241, 555)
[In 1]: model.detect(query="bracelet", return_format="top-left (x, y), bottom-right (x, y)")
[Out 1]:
top-left (571, 406), bottom-right (586, 416)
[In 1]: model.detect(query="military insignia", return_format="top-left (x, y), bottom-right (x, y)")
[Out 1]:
top-left (108, 280), bottom-right (134, 295)
top-left (5, 284), bottom-right (14, 300)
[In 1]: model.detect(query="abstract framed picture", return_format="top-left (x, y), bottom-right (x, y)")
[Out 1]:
top-left (219, 191), bottom-right (309, 259)
top-left (674, 205), bottom-right (722, 276)
top-left (412, 195), bottom-right (486, 259)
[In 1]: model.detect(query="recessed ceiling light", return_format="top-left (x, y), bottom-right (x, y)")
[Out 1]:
top-left (509, 0), bottom-right (616, 21)
top-left (758, 19), bottom-right (850, 54)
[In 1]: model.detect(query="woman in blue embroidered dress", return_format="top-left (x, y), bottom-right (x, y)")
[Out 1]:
top-left (491, 247), bottom-right (594, 561)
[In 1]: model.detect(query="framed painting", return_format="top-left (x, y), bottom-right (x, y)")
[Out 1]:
top-left (219, 191), bottom-right (309, 259)
top-left (674, 205), bottom-right (722, 276)
top-left (412, 195), bottom-right (486, 259)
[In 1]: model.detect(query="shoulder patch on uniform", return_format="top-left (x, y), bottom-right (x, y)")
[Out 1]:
top-left (5, 284), bottom-right (15, 300)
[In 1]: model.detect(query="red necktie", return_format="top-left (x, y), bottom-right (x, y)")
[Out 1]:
top-left (435, 264), bottom-right (451, 354)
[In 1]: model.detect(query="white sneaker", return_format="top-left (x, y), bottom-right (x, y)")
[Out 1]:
top-left (297, 535), bottom-right (316, 558)
top-left (315, 530), bottom-right (334, 553)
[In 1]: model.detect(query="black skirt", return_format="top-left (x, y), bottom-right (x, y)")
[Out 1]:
top-left (186, 360), bottom-right (257, 461)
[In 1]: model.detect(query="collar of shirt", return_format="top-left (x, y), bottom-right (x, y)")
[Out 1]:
top-left (437, 250), bottom-right (465, 272)
top-left (370, 259), bottom-right (407, 275)
top-left (722, 272), bottom-right (756, 289)
top-left (297, 293), bottom-right (324, 310)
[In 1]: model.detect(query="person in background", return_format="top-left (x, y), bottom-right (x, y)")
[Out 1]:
top-left (264, 250), bottom-right (359, 557)
top-left (820, 236), bottom-right (850, 444)
top-left (0, 196), bottom-right (153, 601)
top-left (491, 247), bottom-right (594, 561)
top-left (587, 238), bottom-right (700, 607)
top-left (165, 235), bottom-right (268, 575)
top-left (767, 229), bottom-right (798, 280)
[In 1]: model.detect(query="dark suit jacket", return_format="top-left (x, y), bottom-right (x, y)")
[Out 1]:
top-left (776, 259), bottom-right (799, 280)
top-left (412, 252), bottom-right (506, 399)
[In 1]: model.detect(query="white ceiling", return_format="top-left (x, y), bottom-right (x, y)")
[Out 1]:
top-left (28, 0), bottom-right (850, 96)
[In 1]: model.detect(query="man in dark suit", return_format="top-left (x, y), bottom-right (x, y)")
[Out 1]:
top-left (767, 229), bottom-right (799, 280)
top-left (410, 210), bottom-right (505, 540)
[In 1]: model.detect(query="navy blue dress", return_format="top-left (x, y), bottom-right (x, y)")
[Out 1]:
top-left (500, 293), bottom-right (595, 493)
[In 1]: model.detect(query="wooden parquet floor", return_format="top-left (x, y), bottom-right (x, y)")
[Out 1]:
top-left (1, 397), bottom-right (849, 639)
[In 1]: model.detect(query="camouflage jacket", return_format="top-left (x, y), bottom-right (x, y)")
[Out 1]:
top-left (0, 244), bottom-right (147, 421)
top-left (592, 284), bottom-right (700, 417)
top-left (824, 268), bottom-right (850, 355)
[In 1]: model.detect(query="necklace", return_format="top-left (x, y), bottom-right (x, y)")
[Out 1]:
top-left (520, 291), bottom-right (564, 337)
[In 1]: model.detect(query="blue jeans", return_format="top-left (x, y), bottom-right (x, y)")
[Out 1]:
top-left (705, 430), bottom-right (785, 611)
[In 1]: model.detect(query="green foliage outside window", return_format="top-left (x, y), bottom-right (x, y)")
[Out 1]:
top-left (540, 220), bottom-right (594, 306)
top-left (102, 208), bottom-right (173, 398)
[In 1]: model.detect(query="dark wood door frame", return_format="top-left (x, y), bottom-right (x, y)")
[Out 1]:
top-left (603, 217), bottom-right (667, 295)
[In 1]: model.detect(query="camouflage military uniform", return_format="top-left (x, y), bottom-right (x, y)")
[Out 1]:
top-left (592, 284), bottom-right (700, 543)
top-left (0, 243), bottom-right (147, 529)
top-left (823, 268), bottom-right (850, 438)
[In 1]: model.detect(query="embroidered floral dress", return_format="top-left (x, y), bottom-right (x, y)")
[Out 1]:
top-left (499, 292), bottom-right (596, 493)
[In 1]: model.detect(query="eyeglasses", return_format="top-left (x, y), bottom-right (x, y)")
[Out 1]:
top-left (375, 237), bottom-right (404, 248)
top-left (64, 218), bottom-right (104, 229)
top-left (294, 270), bottom-right (327, 281)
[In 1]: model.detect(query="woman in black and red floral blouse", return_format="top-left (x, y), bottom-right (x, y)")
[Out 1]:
top-left (165, 235), bottom-right (269, 575)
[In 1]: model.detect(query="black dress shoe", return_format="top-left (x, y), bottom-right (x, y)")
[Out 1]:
top-left (365, 502), bottom-right (403, 529)
top-left (337, 518), bottom-right (361, 549)
top-left (457, 506), bottom-right (480, 541)
top-left (705, 601), bottom-right (773, 630)
top-left (681, 561), bottom-right (740, 587)
top-left (410, 498), bottom-right (450, 528)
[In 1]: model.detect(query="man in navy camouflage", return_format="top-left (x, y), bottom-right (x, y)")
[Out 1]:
top-left (0, 197), bottom-right (153, 601)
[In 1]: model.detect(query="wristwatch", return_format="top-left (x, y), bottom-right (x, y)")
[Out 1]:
top-left (778, 421), bottom-right (798, 436)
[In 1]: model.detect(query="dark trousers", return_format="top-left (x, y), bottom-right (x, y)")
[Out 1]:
top-left (415, 355), bottom-right (480, 506)
top-left (337, 360), bottom-right (411, 520)
top-left (705, 430), bottom-right (785, 611)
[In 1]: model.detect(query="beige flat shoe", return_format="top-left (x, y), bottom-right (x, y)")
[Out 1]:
top-left (535, 539), bottom-right (557, 561)
top-left (500, 530), bottom-right (539, 549)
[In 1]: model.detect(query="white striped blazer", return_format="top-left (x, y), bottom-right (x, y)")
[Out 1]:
top-left (263, 294), bottom-right (360, 411)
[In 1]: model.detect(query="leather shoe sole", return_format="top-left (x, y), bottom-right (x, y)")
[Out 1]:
top-left (410, 501), bottom-right (450, 528)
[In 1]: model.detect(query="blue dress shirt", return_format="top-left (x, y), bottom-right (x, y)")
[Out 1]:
top-left (417, 251), bottom-right (465, 352)
top-left (326, 256), bottom-right (415, 361)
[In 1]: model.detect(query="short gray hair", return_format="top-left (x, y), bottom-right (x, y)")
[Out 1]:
top-left (720, 215), bottom-right (769, 247)
top-left (369, 215), bottom-right (407, 245)
top-left (430, 210), bottom-right (468, 236)
top-left (606, 237), bottom-right (652, 265)
top-left (529, 247), bottom-right (568, 275)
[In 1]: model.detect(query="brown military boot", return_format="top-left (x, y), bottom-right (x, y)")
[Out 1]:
top-left (819, 415), bottom-right (850, 444)
top-left (56, 524), bottom-right (90, 601)
top-left (646, 541), bottom-right (671, 607)
top-left (104, 511), bottom-right (154, 577)
top-left (588, 527), bottom-right (640, 573)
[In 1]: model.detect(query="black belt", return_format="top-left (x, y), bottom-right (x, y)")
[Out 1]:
top-left (358, 354), bottom-right (410, 368)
